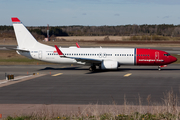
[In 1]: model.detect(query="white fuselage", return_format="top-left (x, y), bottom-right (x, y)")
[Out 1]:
top-left (18, 47), bottom-right (135, 65)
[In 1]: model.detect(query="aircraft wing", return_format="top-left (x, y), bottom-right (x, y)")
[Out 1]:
top-left (69, 57), bottom-right (102, 63)
top-left (54, 45), bottom-right (102, 64)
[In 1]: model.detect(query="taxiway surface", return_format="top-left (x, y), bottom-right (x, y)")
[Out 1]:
top-left (0, 64), bottom-right (180, 105)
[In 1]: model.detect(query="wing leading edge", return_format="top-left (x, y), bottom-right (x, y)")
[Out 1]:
top-left (54, 45), bottom-right (102, 64)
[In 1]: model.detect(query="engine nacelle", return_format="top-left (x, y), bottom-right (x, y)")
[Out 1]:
top-left (101, 61), bottom-right (118, 69)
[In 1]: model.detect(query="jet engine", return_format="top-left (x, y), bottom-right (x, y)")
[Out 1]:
top-left (101, 60), bottom-right (118, 69)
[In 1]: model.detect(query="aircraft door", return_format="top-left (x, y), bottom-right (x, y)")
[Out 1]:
top-left (103, 53), bottom-right (106, 58)
top-left (38, 50), bottom-right (42, 59)
top-left (99, 53), bottom-right (102, 58)
top-left (155, 51), bottom-right (160, 64)
top-left (155, 51), bottom-right (159, 60)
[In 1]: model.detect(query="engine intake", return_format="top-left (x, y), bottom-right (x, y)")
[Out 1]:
top-left (101, 60), bottom-right (118, 69)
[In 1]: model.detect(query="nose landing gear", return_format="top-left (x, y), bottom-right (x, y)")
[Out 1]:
top-left (158, 65), bottom-right (167, 71)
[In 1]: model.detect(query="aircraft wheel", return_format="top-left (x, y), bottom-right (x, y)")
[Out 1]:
top-left (158, 66), bottom-right (161, 71)
top-left (89, 66), bottom-right (96, 72)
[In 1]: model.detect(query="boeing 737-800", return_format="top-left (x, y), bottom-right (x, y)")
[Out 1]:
top-left (11, 17), bottom-right (177, 71)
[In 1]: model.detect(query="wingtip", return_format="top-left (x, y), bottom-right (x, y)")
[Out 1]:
top-left (11, 17), bottom-right (21, 22)
top-left (76, 43), bottom-right (80, 48)
top-left (54, 45), bottom-right (63, 55)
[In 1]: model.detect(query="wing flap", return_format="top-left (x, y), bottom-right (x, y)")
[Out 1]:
top-left (71, 57), bottom-right (102, 63)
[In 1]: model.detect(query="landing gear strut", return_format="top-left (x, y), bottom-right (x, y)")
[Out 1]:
top-left (89, 65), bottom-right (96, 72)
top-left (158, 65), bottom-right (167, 71)
top-left (158, 66), bottom-right (161, 71)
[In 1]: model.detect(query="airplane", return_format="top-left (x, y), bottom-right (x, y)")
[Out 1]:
top-left (11, 17), bottom-right (177, 71)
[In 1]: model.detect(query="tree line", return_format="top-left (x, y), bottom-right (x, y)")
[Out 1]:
top-left (1, 24), bottom-right (180, 39)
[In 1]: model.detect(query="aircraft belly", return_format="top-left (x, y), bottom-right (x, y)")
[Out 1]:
top-left (118, 57), bottom-right (134, 65)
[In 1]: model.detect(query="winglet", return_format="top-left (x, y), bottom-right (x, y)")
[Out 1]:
top-left (76, 43), bottom-right (80, 48)
top-left (54, 45), bottom-right (64, 56)
top-left (11, 17), bottom-right (21, 23)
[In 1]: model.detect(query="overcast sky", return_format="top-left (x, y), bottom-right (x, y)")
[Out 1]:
top-left (0, 0), bottom-right (180, 26)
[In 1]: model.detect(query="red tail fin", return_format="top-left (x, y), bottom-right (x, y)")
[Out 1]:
top-left (11, 17), bottom-right (21, 23)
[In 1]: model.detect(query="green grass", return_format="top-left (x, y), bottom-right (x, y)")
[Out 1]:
top-left (128, 35), bottom-right (180, 41)
top-left (0, 58), bottom-right (37, 62)
top-left (0, 50), bottom-right (56, 65)
top-left (4, 112), bottom-right (180, 120)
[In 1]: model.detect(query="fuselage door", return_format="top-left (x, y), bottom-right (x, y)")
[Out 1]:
top-left (155, 51), bottom-right (159, 60)
top-left (103, 53), bottom-right (106, 58)
top-left (38, 50), bottom-right (42, 59)
top-left (99, 53), bottom-right (102, 58)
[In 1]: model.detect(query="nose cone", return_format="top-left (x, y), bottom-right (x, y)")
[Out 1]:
top-left (171, 56), bottom-right (177, 63)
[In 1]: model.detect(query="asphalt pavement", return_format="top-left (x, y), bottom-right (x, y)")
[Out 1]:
top-left (0, 64), bottom-right (179, 105)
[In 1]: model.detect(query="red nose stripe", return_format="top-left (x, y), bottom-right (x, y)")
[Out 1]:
top-left (11, 17), bottom-right (21, 22)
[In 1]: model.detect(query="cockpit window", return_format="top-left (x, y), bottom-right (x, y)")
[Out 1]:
top-left (164, 53), bottom-right (170, 56)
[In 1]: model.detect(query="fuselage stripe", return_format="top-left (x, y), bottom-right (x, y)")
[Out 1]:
top-left (134, 48), bottom-right (136, 65)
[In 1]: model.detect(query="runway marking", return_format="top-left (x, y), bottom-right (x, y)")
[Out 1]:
top-left (52, 73), bottom-right (63, 76)
top-left (124, 73), bottom-right (132, 77)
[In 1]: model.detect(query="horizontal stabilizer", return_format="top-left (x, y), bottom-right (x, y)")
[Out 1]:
top-left (6, 47), bottom-right (29, 52)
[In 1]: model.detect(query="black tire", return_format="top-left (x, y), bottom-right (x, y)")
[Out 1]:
top-left (89, 66), bottom-right (96, 72)
top-left (158, 67), bottom-right (161, 71)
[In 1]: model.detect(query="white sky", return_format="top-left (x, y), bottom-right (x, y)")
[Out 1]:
top-left (0, 0), bottom-right (180, 26)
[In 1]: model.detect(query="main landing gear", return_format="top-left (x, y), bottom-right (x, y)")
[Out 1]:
top-left (89, 65), bottom-right (96, 72)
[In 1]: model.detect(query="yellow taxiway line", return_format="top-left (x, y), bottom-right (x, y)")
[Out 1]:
top-left (124, 73), bottom-right (132, 77)
top-left (52, 73), bottom-right (63, 76)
